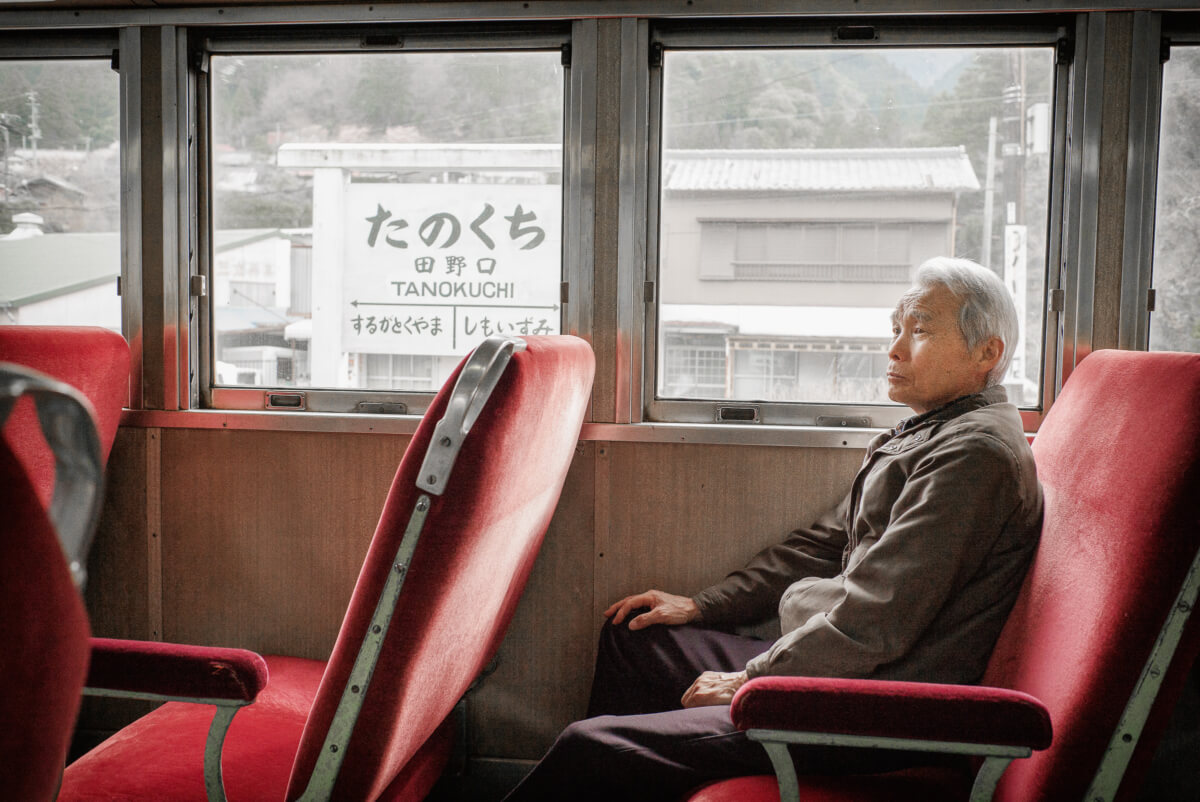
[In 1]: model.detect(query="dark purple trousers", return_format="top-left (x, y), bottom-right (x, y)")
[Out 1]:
top-left (502, 617), bottom-right (942, 802)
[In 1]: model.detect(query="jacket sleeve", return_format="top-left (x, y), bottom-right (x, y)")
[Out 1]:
top-left (744, 432), bottom-right (1025, 679)
top-left (691, 493), bottom-right (850, 626)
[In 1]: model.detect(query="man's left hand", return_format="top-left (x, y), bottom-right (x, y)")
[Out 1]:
top-left (681, 670), bottom-right (748, 708)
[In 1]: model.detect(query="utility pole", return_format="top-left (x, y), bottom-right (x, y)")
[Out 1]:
top-left (1000, 51), bottom-right (1028, 389)
top-left (27, 90), bottom-right (40, 168)
top-left (1000, 54), bottom-right (1026, 227)
top-left (0, 117), bottom-right (11, 203)
top-left (982, 116), bottom-right (997, 269)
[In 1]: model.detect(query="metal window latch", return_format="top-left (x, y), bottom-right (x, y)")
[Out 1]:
top-left (1147, 288), bottom-right (1157, 312)
top-left (717, 405), bottom-right (759, 423)
top-left (266, 392), bottom-right (305, 410)
top-left (1057, 37), bottom-right (1075, 66)
top-left (356, 401), bottom-right (408, 415)
top-left (189, 275), bottom-right (207, 298)
top-left (649, 42), bottom-right (664, 68)
top-left (816, 415), bottom-right (871, 428)
top-left (836, 26), bottom-right (877, 42)
top-left (1049, 288), bottom-right (1065, 313)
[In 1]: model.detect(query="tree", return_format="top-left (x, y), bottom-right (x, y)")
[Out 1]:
top-left (918, 48), bottom-right (1052, 267)
top-left (0, 61), bottom-right (118, 151)
top-left (350, 60), bottom-right (415, 135)
top-left (664, 51), bottom-right (826, 149)
top-left (405, 52), bottom-right (562, 143)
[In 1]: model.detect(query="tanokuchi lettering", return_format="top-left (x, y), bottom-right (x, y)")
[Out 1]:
top-left (391, 280), bottom-right (516, 299)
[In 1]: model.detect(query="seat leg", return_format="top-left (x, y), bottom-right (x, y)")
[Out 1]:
top-left (968, 756), bottom-right (1013, 802)
top-left (761, 741), bottom-right (800, 802)
top-left (204, 704), bottom-right (242, 802)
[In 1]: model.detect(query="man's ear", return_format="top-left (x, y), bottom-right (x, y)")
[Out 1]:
top-left (978, 336), bottom-right (1004, 376)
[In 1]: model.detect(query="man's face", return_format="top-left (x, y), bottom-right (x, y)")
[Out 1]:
top-left (887, 284), bottom-right (997, 415)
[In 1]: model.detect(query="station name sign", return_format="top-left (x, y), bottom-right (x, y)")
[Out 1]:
top-left (342, 183), bottom-right (561, 355)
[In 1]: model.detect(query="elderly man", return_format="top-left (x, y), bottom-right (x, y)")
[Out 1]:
top-left (504, 257), bottom-right (1044, 802)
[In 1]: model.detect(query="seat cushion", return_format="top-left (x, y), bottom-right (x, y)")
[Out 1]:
top-left (60, 655), bottom-right (453, 801)
top-left (688, 765), bottom-right (971, 802)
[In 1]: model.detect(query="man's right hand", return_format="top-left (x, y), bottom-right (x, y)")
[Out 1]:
top-left (604, 590), bottom-right (701, 630)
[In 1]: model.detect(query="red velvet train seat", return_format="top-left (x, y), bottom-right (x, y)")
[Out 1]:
top-left (0, 399), bottom-right (95, 801)
top-left (0, 325), bottom-right (129, 506)
top-left (688, 349), bottom-right (1200, 802)
top-left (0, 326), bottom-right (126, 799)
top-left (59, 334), bottom-right (594, 801)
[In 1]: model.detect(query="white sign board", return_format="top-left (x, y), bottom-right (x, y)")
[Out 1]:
top-left (1003, 224), bottom-right (1028, 383)
top-left (342, 183), bottom-right (561, 355)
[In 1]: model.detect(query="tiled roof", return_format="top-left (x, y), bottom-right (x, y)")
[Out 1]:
top-left (663, 147), bottom-right (979, 193)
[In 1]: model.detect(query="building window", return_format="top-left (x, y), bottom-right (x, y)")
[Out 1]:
top-left (205, 39), bottom-right (566, 404)
top-left (730, 341), bottom-right (890, 404)
top-left (363, 353), bottom-right (436, 391)
top-left (0, 52), bottom-right (121, 331)
top-left (704, 220), bottom-right (914, 282)
top-left (661, 326), bottom-right (730, 399)
top-left (650, 33), bottom-right (1060, 423)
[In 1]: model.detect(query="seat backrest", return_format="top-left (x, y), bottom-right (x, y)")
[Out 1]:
top-left (0, 325), bottom-right (130, 505)
top-left (982, 350), bottom-right (1200, 802)
top-left (285, 334), bottom-right (594, 802)
top-left (0, 413), bottom-right (93, 801)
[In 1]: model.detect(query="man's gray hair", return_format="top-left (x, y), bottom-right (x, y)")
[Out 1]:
top-left (899, 257), bottom-right (1020, 386)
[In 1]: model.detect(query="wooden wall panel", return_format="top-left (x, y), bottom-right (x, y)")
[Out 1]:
top-left (85, 426), bottom-right (152, 639)
top-left (596, 442), bottom-right (864, 628)
top-left (77, 426), bottom-right (157, 748)
top-left (158, 428), bottom-right (407, 659)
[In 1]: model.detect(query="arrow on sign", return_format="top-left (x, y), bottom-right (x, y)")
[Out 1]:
top-left (352, 300), bottom-right (561, 311)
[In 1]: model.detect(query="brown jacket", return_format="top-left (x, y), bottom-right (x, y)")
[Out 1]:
top-left (692, 386), bottom-right (1043, 685)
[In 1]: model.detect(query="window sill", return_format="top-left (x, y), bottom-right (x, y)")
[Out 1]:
top-left (119, 409), bottom-right (880, 448)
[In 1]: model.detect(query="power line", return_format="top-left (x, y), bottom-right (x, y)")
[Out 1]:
top-left (667, 90), bottom-right (1052, 132)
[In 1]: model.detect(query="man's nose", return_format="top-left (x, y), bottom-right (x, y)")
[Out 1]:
top-left (888, 335), bottom-right (906, 362)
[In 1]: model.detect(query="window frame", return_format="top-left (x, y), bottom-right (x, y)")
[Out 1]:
top-left (191, 23), bottom-right (576, 416)
top-left (641, 17), bottom-right (1076, 432)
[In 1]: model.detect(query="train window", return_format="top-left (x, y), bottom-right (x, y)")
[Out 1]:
top-left (201, 33), bottom-right (566, 411)
top-left (1151, 41), bottom-right (1200, 355)
top-left (646, 24), bottom-right (1065, 428)
top-left (0, 49), bottom-right (121, 330)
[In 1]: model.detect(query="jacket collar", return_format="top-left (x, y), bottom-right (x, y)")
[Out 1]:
top-left (893, 385), bottom-right (1008, 435)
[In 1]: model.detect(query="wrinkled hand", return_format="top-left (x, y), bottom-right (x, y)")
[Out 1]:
top-left (681, 671), bottom-right (748, 708)
top-left (604, 589), bottom-right (700, 631)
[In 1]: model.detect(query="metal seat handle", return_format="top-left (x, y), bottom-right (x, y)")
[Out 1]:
top-left (417, 336), bottom-right (526, 496)
top-left (0, 362), bottom-right (104, 590)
